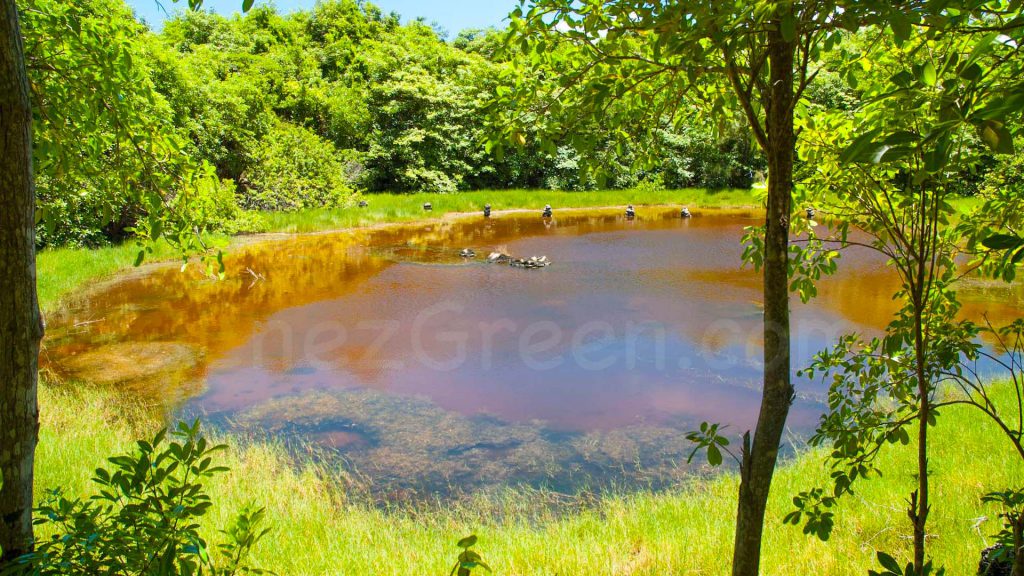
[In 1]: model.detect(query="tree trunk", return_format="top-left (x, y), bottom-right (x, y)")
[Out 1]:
top-left (0, 0), bottom-right (42, 564)
top-left (1012, 516), bottom-right (1024, 576)
top-left (731, 25), bottom-right (795, 576)
top-left (910, 307), bottom-right (930, 575)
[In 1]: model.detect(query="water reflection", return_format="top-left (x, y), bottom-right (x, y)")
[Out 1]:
top-left (43, 208), bottom-right (1024, 495)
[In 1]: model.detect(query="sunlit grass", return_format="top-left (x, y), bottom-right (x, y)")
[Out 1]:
top-left (259, 188), bottom-right (759, 234)
top-left (35, 381), bottom-right (1022, 575)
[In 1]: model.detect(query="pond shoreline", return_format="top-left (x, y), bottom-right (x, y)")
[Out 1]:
top-left (33, 189), bottom-right (1016, 574)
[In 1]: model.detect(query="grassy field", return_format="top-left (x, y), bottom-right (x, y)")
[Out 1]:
top-left (31, 186), bottom-right (1022, 574)
top-left (36, 381), bottom-right (1022, 575)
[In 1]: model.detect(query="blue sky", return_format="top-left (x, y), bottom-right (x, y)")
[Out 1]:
top-left (128, 0), bottom-right (519, 35)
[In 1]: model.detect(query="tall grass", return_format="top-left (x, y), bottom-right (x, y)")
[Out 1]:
top-left (36, 381), bottom-right (1022, 575)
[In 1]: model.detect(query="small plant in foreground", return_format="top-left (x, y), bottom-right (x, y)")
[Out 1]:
top-left (980, 488), bottom-right (1024, 576)
top-left (869, 551), bottom-right (945, 576)
top-left (449, 535), bottom-right (490, 576)
top-left (1, 420), bottom-right (272, 576)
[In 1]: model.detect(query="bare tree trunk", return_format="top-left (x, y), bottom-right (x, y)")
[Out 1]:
top-left (731, 25), bottom-right (795, 576)
top-left (1012, 516), bottom-right (1024, 576)
top-left (0, 0), bottom-right (42, 563)
top-left (909, 307), bottom-right (930, 575)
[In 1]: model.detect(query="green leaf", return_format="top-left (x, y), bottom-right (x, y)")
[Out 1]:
top-left (779, 14), bottom-right (796, 43)
top-left (982, 233), bottom-right (1023, 250)
top-left (457, 535), bottom-right (477, 549)
top-left (890, 12), bottom-right (911, 45)
top-left (877, 551), bottom-right (902, 574)
top-left (979, 121), bottom-right (1015, 154)
top-left (707, 443), bottom-right (722, 466)
top-left (242, 0), bottom-right (254, 11)
top-left (134, 250), bottom-right (145, 267)
top-left (919, 62), bottom-right (937, 87)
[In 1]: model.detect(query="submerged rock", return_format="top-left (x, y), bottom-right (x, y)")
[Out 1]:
top-left (510, 255), bottom-right (550, 269)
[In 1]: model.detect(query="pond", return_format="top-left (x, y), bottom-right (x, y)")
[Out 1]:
top-left (44, 207), bottom-right (1024, 497)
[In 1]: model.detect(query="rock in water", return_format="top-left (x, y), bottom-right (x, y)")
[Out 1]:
top-left (511, 255), bottom-right (550, 269)
top-left (487, 251), bottom-right (511, 264)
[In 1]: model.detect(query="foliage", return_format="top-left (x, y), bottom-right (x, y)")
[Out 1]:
top-left (243, 122), bottom-right (354, 211)
top-left (449, 535), bottom-right (490, 576)
top-left (790, 12), bottom-right (1024, 573)
top-left (1, 420), bottom-right (271, 575)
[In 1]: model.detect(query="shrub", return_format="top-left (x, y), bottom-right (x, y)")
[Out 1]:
top-left (242, 121), bottom-right (355, 211)
top-left (2, 421), bottom-right (271, 576)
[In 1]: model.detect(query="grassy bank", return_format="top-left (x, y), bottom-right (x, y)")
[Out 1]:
top-left (259, 188), bottom-right (757, 234)
top-left (37, 381), bottom-right (1022, 575)
top-left (33, 186), bottom-right (1020, 574)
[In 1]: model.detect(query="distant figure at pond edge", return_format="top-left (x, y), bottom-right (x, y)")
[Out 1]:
top-left (423, 202), bottom-right (432, 211)
top-left (625, 205), bottom-right (635, 219)
top-left (806, 207), bottom-right (816, 219)
top-left (542, 204), bottom-right (552, 218)
top-left (484, 204), bottom-right (491, 218)
top-left (681, 207), bottom-right (692, 218)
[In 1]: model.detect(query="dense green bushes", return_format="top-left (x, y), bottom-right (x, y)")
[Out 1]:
top-left (244, 122), bottom-right (354, 210)
top-left (20, 0), bottom-right (768, 248)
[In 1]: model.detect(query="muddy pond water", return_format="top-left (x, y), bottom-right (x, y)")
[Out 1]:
top-left (44, 207), bottom-right (1024, 496)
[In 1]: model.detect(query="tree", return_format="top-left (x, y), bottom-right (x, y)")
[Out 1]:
top-left (0, 0), bottom-right (42, 562)
top-left (0, 0), bottom-right (247, 563)
top-left (488, 2), bottom-right (904, 573)
top-left (790, 17), bottom-right (1024, 573)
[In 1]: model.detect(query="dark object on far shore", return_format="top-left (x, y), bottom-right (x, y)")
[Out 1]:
top-left (542, 204), bottom-right (552, 218)
top-left (484, 204), bottom-right (491, 218)
top-left (625, 205), bottom-right (635, 219)
top-left (358, 200), bottom-right (368, 207)
top-left (423, 202), bottom-right (432, 211)
top-left (681, 207), bottom-right (692, 218)
top-left (979, 544), bottom-right (1013, 576)
top-left (459, 248), bottom-right (476, 258)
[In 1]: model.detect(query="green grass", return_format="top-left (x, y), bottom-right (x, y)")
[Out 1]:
top-left (260, 188), bottom-right (758, 234)
top-left (36, 235), bottom-right (231, 311)
top-left (35, 381), bottom-right (1024, 575)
